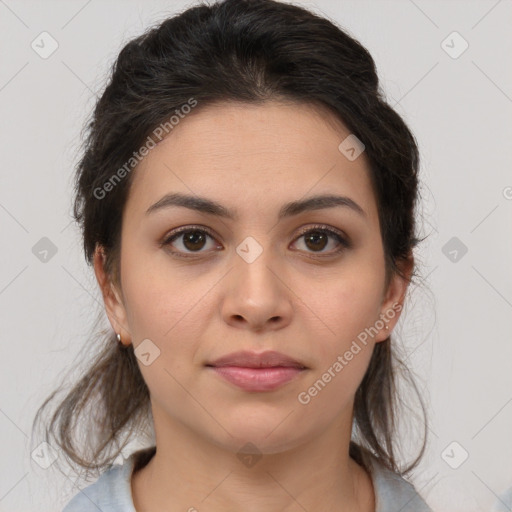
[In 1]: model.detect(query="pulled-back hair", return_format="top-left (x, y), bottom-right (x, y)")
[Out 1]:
top-left (32, 0), bottom-right (428, 482)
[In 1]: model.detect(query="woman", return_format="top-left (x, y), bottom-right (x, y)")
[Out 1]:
top-left (32, 0), bottom-right (432, 510)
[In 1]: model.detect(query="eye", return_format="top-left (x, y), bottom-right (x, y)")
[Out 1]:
top-left (291, 224), bottom-right (350, 256)
top-left (160, 224), bottom-right (350, 258)
top-left (160, 225), bottom-right (220, 257)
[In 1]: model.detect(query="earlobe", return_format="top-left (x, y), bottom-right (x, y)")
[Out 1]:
top-left (92, 245), bottom-right (131, 345)
top-left (375, 255), bottom-right (414, 343)
top-left (374, 299), bottom-right (402, 343)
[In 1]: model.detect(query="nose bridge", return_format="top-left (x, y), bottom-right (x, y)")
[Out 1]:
top-left (221, 234), bottom-right (292, 329)
top-left (233, 234), bottom-right (281, 297)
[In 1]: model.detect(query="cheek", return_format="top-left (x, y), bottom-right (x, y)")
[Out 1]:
top-left (302, 268), bottom-right (384, 354)
top-left (120, 246), bottom-right (209, 341)
top-left (296, 276), bottom-right (382, 413)
top-left (120, 261), bottom-right (206, 403)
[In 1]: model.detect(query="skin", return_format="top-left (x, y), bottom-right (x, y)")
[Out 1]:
top-left (93, 100), bottom-right (412, 512)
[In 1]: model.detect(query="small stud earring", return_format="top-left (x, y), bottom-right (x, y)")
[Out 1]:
top-left (116, 333), bottom-right (122, 343)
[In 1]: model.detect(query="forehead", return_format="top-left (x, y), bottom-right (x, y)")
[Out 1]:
top-left (125, 100), bottom-right (378, 223)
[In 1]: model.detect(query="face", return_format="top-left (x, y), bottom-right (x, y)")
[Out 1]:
top-left (95, 100), bottom-right (409, 455)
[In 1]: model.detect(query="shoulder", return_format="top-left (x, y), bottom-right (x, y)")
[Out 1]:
top-left (368, 457), bottom-right (432, 512)
top-left (60, 452), bottom-right (142, 512)
top-left (492, 486), bottom-right (512, 511)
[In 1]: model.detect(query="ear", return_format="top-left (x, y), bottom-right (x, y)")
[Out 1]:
top-left (374, 253), bottom-right (414, 343)
top-left (93, 244), bottom-right (131, 346)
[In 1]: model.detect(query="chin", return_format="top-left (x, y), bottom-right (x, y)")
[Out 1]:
top-left (207, 416), bottom-right (310, 456)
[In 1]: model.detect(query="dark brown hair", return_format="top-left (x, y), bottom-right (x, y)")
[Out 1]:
top-left (32, 0), bottom-right (429, 482)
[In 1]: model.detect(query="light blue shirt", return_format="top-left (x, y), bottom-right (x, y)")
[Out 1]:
top-left (62, 447), bottom-right (432, 512)
top-left (491, 487), bottom-right (512, 511)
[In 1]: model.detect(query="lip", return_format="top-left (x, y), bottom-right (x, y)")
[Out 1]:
top-left (207, 350), bottom-right (307, 369)
top-left (205, 350), bottom-right (307, 392)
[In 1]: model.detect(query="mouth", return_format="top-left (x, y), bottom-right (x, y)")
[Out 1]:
top-left (206, 349), bottom-right (307, 369)
top-left (205, 350), bottom-right (308, 392)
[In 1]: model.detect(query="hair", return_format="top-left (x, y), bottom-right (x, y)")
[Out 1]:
top-left (32, 0), bottom-right (430, 482)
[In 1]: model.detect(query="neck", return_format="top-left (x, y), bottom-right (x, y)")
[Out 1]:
top-left (131, 408), bottom-right (374, 512)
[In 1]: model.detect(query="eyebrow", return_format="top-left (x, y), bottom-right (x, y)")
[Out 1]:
top-left (145, 192), bottom-right (367, 220)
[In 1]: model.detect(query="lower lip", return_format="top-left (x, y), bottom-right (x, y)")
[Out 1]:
top-left (208, 366), bottom-right (305, 391)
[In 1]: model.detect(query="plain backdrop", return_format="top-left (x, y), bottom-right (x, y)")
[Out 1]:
top-left (1, 1), bottom-right (511, 511)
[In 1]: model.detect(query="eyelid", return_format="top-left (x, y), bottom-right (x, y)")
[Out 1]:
top-left (295, 223), bottom-right (349, 243)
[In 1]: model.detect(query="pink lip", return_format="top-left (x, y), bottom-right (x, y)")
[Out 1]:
top-left (207, 350), bottom-right (306, 369)
top-left (209, 366), bottom-right (305, 391)
top-left (206, 350), bottom-right (307, 392)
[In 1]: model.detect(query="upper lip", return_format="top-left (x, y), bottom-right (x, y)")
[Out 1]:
top-left (206, 350), bottom-right (307, 369)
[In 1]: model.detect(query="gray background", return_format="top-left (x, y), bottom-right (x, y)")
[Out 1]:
top-left (1, 1), bottom-right (511, 511)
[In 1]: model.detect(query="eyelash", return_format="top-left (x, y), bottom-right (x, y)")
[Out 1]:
top-left (160, 224), bottom-right (351, 259)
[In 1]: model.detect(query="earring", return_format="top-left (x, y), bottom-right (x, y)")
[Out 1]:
top-left (116, 333), bottom-right (122, 343)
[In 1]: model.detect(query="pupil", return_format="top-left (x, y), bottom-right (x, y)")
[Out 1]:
top-left (184, 231), bottom-right (205, 251)
top-left (306, 232), bottom-right (327, 251)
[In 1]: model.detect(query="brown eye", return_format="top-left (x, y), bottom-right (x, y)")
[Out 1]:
top-left (292, 226), bottom-right (350, 256)
top-left (180, 230), bottom-right (208, 251)
top-left (161, 224), bottom-right (350, 259)
top-left (161, 227), bottom-right (219, 256)
top-left (303, 231), bottom-right (329, 251)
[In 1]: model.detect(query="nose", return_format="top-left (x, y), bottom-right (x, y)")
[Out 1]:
top-left (220, 249), bottom-right (293, 333)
